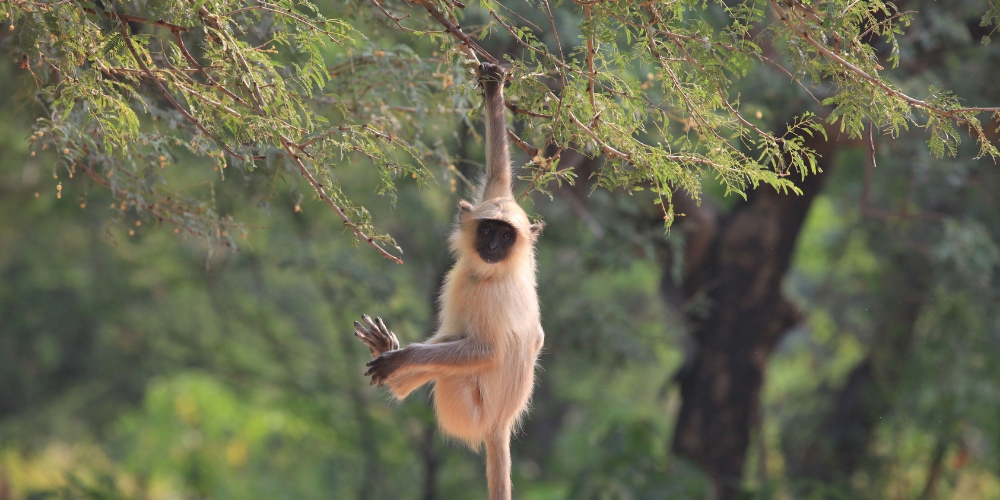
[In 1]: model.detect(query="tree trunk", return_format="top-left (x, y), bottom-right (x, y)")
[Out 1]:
top-left (665, 131), bottom-right (843, 499)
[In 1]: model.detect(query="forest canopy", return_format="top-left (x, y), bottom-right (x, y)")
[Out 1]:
top-left (5, 0), bottom-right (1000, 261)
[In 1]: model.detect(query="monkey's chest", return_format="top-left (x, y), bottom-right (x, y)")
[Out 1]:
top-left (459, 306), bottom-right (538, 346)
top-left (441, 274), bottom-right (541, 349)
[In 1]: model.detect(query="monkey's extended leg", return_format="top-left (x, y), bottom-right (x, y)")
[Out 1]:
top-left (384, 369), bottom-right (436, 399)
top-left (353, 314), bottom-right (399, 358)
top-left (485, 427), bottom-right (512, 500)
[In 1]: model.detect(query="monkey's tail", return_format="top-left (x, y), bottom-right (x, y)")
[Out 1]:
top-left (485, 428), bottom-right (512, 500)
top-left (479, 63), bottom-right (513, 202)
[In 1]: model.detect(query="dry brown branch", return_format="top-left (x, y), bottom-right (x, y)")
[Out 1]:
top-left (505, 102), bottom-right (552, 119)
top-left (507, 128), bottom-right (540, 158)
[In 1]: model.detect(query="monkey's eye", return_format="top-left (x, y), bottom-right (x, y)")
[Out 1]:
top-left (502, 232), bottom-right (513, 241)
top-left (480, 226), bottom-right (491, 235)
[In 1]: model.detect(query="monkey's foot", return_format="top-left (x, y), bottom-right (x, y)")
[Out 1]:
top-left (478, 62), bottom-right (505, 92)
top-left (364, 350), bottom-right (403, 388)
top-left (354, 314), bottom-right (399, 359)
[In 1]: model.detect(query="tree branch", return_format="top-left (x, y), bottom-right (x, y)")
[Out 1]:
top-left (407, 0), bottom-right (498, 66)
top-left (228, 1), bottom-right (345, 44)
top-left (507, 128), bottom-right (539, 158)
top-left (280, 137), bottom-right (404, 264)
top-left (82, 7), bottom-right (189, 33)
top-left (171, 31), bottom-right (253, 109)
top-left (769, 0), bottom-right (1000, 119)
top-left (119, 21), bottom-right (248, 160)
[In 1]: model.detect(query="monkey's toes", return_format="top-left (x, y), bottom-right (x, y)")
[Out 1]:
top-left (479, 61), bottom-right (501, 76)
top-left (478, 62), bottom-right (505, 85)
top-left (355, 314), bottom-right (400, 358)
top-left (354, 321), bottom-right (383, 356)
top-left (363, 366), bottom-right (387, 387)
top-left (375, 317), bottom-right (400, 350)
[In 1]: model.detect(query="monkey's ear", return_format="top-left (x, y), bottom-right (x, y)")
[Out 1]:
top-left (529, 222), bottom-right (545, 237)
top-left (459, 200), bottom-right (474, 213)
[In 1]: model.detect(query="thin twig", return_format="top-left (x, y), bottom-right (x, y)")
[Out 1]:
top-left (549, 91), bottom-right (632, 164)
top-left (233, 1), bottom-right (344, 44)
top-left (172, 31), bottom-right (253, 109)
top-left (518, 146), bottom-right (562, 200)
top-left (770, 0), bottom-right (1000, 118)
top-left (505, 102), bottom-right (552, 119)
top-left (367, 0), bottom-right (443, 34)
top-left (214, 28), bottom-right (269, 115)
top-left (868, 119), bottom-right (878, 169)
top-left (495, 1), bottom-right (541, 32)
top-left (280, 136), bottom-right (404, 264)
top-left (82, 7), bottom-right (189, 33)
top-left (119, 21), bottom-right (246, 160)
top-left (542, 0), bottom-right (568, 92)
top-left (584, 5), bottom-right (596, 114)
top-left (409, 0), bottom-right (498, 66)
top-left (507, 127), bottom-right (540, 158)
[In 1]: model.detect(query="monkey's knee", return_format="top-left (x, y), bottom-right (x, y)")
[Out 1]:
top-left (433, 379), bottom-right (487, 446)
top-left (387, 370), bottom-right (434, 399)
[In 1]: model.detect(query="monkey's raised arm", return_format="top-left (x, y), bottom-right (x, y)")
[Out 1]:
top-left (364, 337), bottom-right (493, 387)
top-left (477, 62), bottom-right (512, 202)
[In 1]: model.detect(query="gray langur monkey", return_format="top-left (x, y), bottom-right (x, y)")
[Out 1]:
top-left (353, 62), bottom-right (544, 500)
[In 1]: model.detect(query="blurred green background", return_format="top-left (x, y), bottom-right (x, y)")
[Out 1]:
top-left (2, 1), bottom-right (1000, 499)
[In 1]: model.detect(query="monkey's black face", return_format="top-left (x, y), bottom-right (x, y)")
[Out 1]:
top-left (475, 220), bottom-right (517, 264)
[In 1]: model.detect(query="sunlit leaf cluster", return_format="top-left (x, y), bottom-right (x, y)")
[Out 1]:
top-left (4, 0), bottom-right (1000, 259)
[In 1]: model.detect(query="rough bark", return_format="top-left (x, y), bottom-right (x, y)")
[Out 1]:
top-left (663, 131), bottom-right (844, 499)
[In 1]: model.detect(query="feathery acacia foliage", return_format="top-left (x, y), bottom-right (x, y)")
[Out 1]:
top-left (4, 0), bottom-right (1000, 262)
